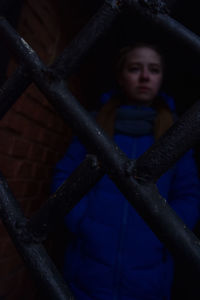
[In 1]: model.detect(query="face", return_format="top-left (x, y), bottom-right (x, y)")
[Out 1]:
top-left (118, 47), bottom-right (163, 105)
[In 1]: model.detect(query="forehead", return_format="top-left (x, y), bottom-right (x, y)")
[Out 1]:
top-left (124, 47), bottom-right (162, 65)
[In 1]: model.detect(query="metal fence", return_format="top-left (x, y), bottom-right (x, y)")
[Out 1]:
top-left (0, 0), bottom-right (200, 299)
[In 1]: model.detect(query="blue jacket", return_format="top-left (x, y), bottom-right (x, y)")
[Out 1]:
top-left (51, 98), bottom-right (200, 300)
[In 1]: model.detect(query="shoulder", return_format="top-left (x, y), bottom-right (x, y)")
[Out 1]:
top-left (55, 137), bottom-right (86, 170)
top-left (160, 92), bottom-right (176, 111)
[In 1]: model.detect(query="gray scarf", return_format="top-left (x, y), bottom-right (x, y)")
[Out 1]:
top-left (114, 106), bottom-right (156, 136)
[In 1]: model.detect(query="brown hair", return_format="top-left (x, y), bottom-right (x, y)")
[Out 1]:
top-left (97, 44), bottom-right (173, 140)
top-left (115, 43), bottom-right (165, 79)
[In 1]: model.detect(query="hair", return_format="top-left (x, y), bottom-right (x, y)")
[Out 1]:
top-left (97, 43), bottom-right (173, 140)
top-left (115, 42), bottom-right (165, 79)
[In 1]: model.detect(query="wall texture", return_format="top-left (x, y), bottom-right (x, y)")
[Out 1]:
top-left (0, 0), bottom-right (79, 298)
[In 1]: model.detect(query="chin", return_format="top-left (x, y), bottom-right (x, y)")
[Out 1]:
top-left (137, 96), bottom-right (154, 104)
top-left (126, 93), bottom-right (154, 105)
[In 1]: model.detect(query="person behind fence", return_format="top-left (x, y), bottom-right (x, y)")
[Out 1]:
top-left (51, 43), bottom-right (200, 300)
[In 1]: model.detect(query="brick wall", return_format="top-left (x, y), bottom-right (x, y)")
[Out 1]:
top-left (0, 0), bottom-right (88, 298)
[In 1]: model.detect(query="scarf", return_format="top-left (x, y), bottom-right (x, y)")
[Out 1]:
top-left (114, 106), bottom-right (157, 136)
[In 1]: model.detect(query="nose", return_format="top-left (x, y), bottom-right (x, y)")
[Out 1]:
top-left (140, 67), bottom-right (150, 81)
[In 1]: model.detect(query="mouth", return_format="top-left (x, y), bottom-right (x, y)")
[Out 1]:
top-left (137, 86), bottom-right (151, 92)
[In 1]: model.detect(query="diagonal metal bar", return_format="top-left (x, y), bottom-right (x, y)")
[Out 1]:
top-left (154, 13), bottom-right (200, 53)
top-left (0, 172), bottom-right (74, 300)
top-left (126, 0), bottom-right (200, 53)
top-left (0, 18), bottom-right (130, 173)
top-left (0, 0), bottom-right (200, 121)
top-left (136, 100), bottom-right (200, 181)
top-left (52, 0), bottom-right (123, 78)
top-left (26, 155), bottom-right (105, 242)
top-left (2, 18), bottom-right (200, 273)
top-left (0, 0), bottom-right (200, 128)
top-left (26, 98), bottom-right (200, 240)
top-left (111, 173), bottom-right (200, 271)
top-left (0, 0), bottom-right (121, 119)
top-left (1, 0), bottom-right (200, 123)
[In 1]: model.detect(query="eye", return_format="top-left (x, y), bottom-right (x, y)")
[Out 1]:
top-left (128, 66), bottom-right (140, 73)
top-left (150, 67), bottom-right (161, 74)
